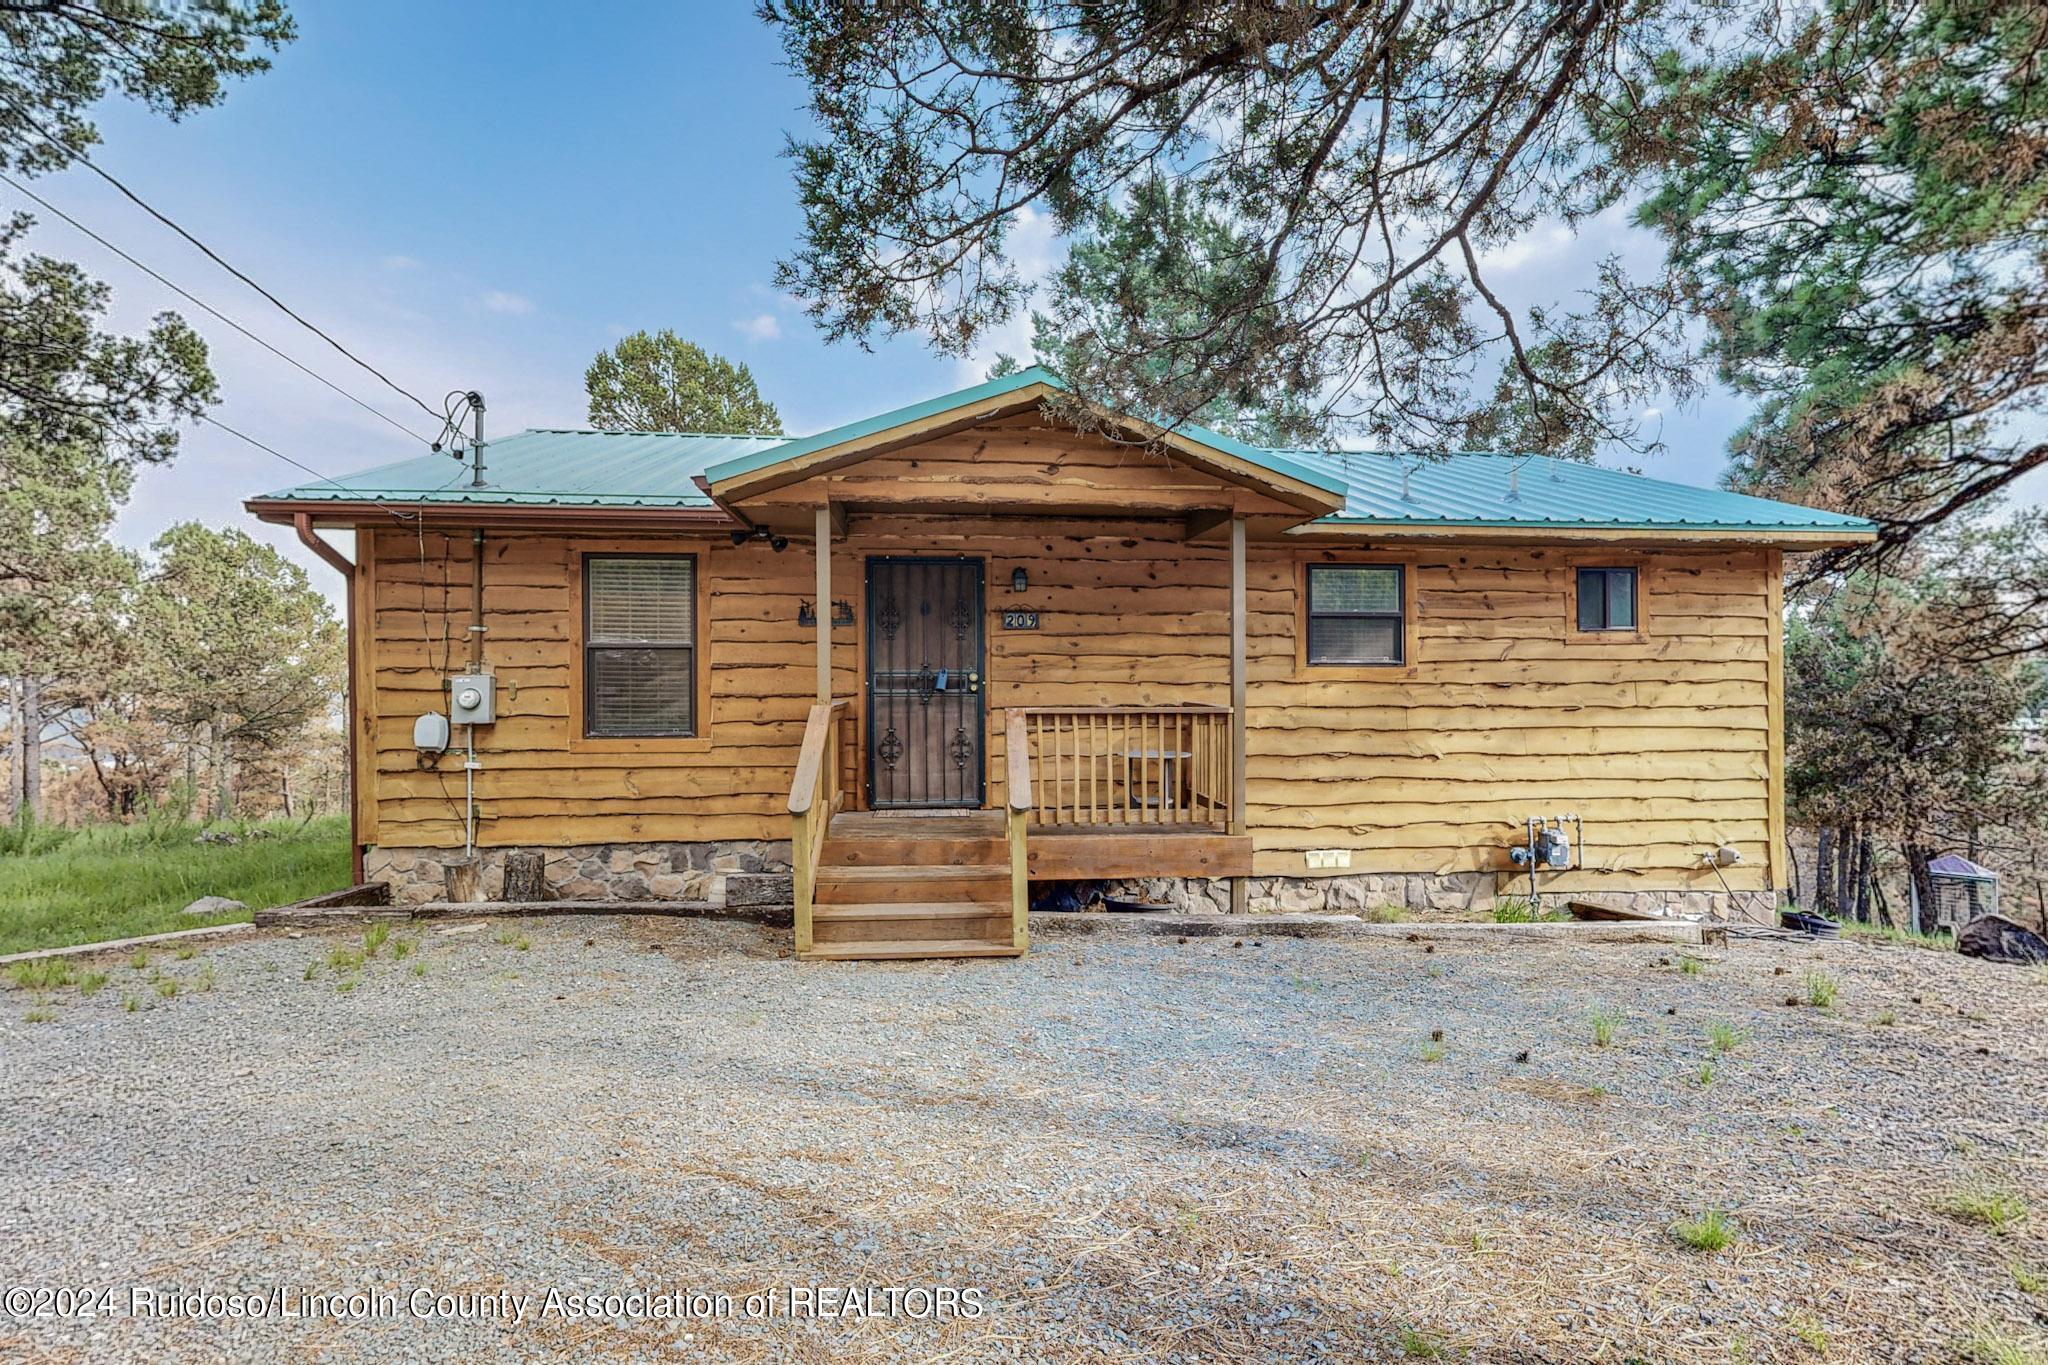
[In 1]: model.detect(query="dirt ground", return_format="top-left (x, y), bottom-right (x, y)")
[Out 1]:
top-left (1, 917), bottom-right (2043, 1363)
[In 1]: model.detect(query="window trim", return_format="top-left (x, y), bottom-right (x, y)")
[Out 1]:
top-left (1302, 562), bottom-right (1408, 668)
top-left (571, 547), bottom-right (712, 751)
top-left (1574, 565), bottom-right (1640, 634)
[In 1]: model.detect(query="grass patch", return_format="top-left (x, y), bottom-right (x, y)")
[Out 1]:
top-left (1491, 896), bottom-right (1568, 923)
top-left (1789, 1316), bottom-right (1828, 1353)
top-left (2012, 1261), bottom-right (2043, 1296)
top-left (23, 1005), bottom-right (55, 1023)
top-left (1393, 1323), bottom-right (1447, 1359)
top-left (1839, 920), bottom-right (1954, 951)
top-left (1939, 1180), bottom-right (2029, 1233)
top-left (121, 994), bottom-right (139, 1012)
top-left (76, 970), bottom-right (107, 998)
top-left (1589, 1005), bottom-right (1622, 1048)
top-left (1678, 954), bottom-right (1706, 976)
top-left (1418, 1041), bottom-right (1445, 1063)
top-left (1362, 906), bottom-right (1410, 923)
top-left (1707, 1021), bottom-right (1747, 1054)
top-left (0, 815), bottom-right (347, 955)
top-left (1957, 1324), bottom-right (2048, 1365)
top-left (1670, 1209), bottom-right (1737, 1252)
top-left (194, 964), bottom-right (215, 993)
top-left (410, 960), bottom-right (427, 977)
top-left (391, 936), bottom-right (415, 960)
top-left (174, 945), bottom-right (195, 960)
top-left (327, 944), bottom-right (366, 974)
top-left (1696, 1063), bottom-right (1715, 1088)
top-left (336, 979), bottom-right (356, 994)
top-left (7, 959), bottom-right (76, 990)
top-left (1803, 970), bottom-right (1839, 1008)
top-left (1875, 1008), bottom-right (1898, 1026)
top-left (153, 976), bottom-right (179, 999)
top-left (363, 922), bottom-right (391, 957)
top-left (127, 949), bottom-right (149, 971)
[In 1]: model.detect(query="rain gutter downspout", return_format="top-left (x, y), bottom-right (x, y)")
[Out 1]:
top-left (294, 513), bottom-right (365, 885)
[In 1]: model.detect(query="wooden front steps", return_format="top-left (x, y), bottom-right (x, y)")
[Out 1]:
top-left (806, 811), bottom-right (1023, 960)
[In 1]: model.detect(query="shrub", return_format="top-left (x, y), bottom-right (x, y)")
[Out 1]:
top-left (1670, 1209), bottom-right (1737, 1252)
top-left (1803, 971), bottom-right (1839, 1008)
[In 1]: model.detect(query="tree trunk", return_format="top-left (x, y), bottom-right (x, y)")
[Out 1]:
top-left (1903, 841), bottom-right (1938, 936)
top-left (1836, 828), bottom-right (1857, 921)
top-left (1814, 827), bottom-right (1835, 914)
top-left (209, 721), bottom-right (230, 821)
top-left (1852, 831), bottom-right (1876, 926)
top-left (279, 765), bottom-right (294, 819)
top-left (20, 674), bottom-right (41, 823)
top-left (6, 676), bottom-right (21, 825)
top-left (1965, 826), bottom-right (1984, 919)
top-left (503, 850), bottom-right (545, 902)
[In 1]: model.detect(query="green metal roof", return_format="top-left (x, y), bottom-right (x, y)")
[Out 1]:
top-left (251, 369), bottom-right (1876, 537)
top-left (1291, 449), bottom-right (1875, 534)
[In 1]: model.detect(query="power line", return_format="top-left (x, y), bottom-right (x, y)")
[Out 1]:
top-left (0, 95), bottom-right (445, 425)
top-left (0, 170), bottom-right (436, 447)
top-left (196, 412), bottom-right (414, 522)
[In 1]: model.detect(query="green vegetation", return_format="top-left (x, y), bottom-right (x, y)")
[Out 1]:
top-left (1876, 1008), bottom-right (1899, 1027)
top-left (76, 971), bottom-right (107, 998)
top-left (1670, 1209), bottom-right (1737, 1252)
top-left (1491, 897), bottom-right (1568, 924)
top-left (1803, 971), bottom-right (1840, 1009)
top-left (1940, 1181), bottom-right (2029, 1234)
top-left (0, 816), bottom-right (347, 956)
top-left (153, 976), bottom-right (178, 999)
top-left (1589, 1005), bottom-right (1622, 1048)
top-left (23, 1005), bottom-right (55, 1023)
top-left (1394, 1323), bottom-right (1447, 1359)
top-left (1957, 1323), bottom-right (2048, 1365)
top-left (1839, 921), bottom-right (1955, 952)
top-left (1678, 955), bottom-right (1706, 976)
top-left (363, 922), bottom-right (391, 957)
top-left (1696, 1064), bottom-right (1715, 1088)
top-left (2012, 1261), bottom-right (2043, 1296)
top-left (1707, 1022), bottom-right (1747, 1055)
top-left (1418, 1041), bottom-right (1445, 1063)
top-left (1790, 1316), bottom-right (1828, 1353)
top-left (8, 959), bottom-right (75, 990)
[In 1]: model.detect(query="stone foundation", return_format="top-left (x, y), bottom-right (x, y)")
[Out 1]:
top-left (365, 842), bottom-right (793, 908)
top-left (1095, 873), bottom-right (1776, 923)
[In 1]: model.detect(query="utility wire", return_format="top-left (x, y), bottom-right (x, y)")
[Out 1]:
top-left (0, 170), bottom-right (436, 447)
top-left (197, 412), bottom-right (414, 522)
top-left (0, 96), bottom-right (445, 425)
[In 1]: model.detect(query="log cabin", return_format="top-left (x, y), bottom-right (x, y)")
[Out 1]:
top-left (248, 366), bottom-right (1875, 959)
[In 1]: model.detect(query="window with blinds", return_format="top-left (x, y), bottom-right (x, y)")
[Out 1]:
top-left (1306, 564), bottom-right (1405, 665)
top-left (584, 555), bottom-right (696, 736)
top-left (1575, 567), bottom-right (1638, 632)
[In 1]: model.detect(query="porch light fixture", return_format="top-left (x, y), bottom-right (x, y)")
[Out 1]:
top-left (1011, 567), bottom-right (1028, 593)
top-left (730, 526), bottom-right (790, 553)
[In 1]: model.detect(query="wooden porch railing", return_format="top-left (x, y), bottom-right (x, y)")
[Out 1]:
top-left (1010, 706), bottom-right (1233, 830)
top-left (1003, 710), bottom-right (1032, 951)
top-left (789, 699), bottom-right (855, 954)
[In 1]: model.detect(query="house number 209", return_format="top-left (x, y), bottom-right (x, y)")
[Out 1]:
top-left (1001, 610), bottom-right (1040, 630)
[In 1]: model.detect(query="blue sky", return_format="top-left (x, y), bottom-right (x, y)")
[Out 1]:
top-left (11, 0), bottom-right (1814, 607)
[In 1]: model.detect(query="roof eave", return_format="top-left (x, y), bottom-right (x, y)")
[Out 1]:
top-left (245, 497), bottom-right (739, 529)
top-left (1293, 519), bottom-right (1879, 547)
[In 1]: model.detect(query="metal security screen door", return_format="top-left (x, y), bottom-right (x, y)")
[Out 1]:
top-left (865, 557), bottom-right (986, 808)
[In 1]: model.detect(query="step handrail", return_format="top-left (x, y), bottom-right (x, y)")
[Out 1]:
top-left (791, 699), bottom-right (852, 954)
top-left (1004, 710), bottom-right (1033, 951)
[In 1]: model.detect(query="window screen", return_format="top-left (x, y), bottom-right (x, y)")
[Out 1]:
top-left (1306, 564), bottom-right (1405, 665)
top-left (1576, 567), bottom-right (1638, 632)
top-left (585, 556), bottom-right (696, 736)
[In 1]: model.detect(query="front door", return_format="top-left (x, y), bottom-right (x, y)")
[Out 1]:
top-left (865, 557), bottom-right (985, 808)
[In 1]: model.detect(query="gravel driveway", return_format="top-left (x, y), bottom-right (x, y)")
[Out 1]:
top-left (2, 917), bottom-right (2044, 1363)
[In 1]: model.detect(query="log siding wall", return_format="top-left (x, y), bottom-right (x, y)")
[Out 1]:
top-left (361, 522), bottom-right (1776, 897)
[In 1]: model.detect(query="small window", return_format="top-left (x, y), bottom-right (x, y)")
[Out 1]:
top-left (584, 555), bottom-right (696, 736)
top-left (1576, 567), bottom-right (1638, 632)
top-left (1306, 564), bottom-right (1405, 665)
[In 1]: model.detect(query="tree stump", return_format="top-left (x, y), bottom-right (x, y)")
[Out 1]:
top-left (444, 858), bottom-right (481, 905)
top-left (503, 850), bottom-right (546, 902)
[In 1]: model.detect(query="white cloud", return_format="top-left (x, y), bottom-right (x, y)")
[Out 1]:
top-left (953, 203), bottom-right (1066, 386)
top-left (735, 312), bottom-right (782, 342)
top-left (481, 289), bottom-right (535, 315)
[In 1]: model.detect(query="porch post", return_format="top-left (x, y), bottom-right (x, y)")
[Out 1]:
top-left (815, 504), bottom-right (832, 704)
top-left (1229, 515), bottom-right (1248, 915)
